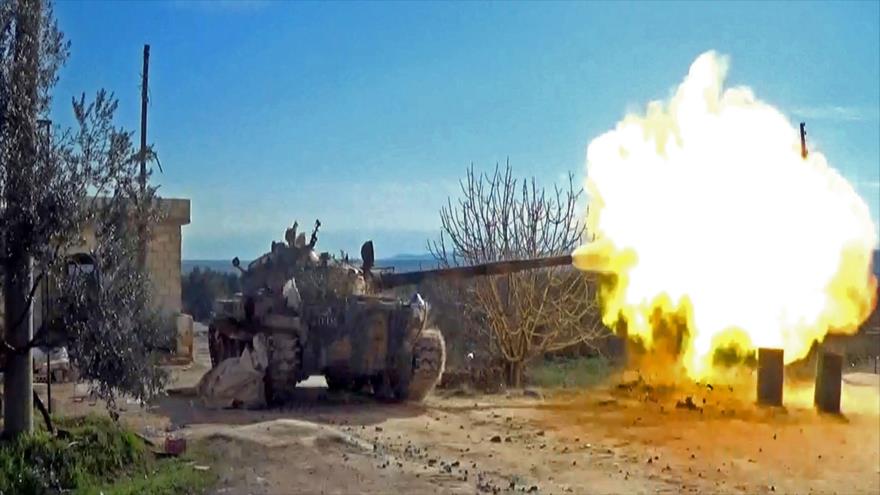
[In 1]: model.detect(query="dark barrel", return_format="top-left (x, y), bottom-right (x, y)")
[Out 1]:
top-left (373, 254), bottom-right (573, 289)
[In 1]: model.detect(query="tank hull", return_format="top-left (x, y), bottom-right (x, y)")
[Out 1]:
top-left (208, 293), bottom-right (442, 402)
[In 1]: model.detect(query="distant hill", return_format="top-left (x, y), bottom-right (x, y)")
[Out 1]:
top-left (374, 254), bottom-right (440, 273)
top-left (383, 253), bottom-right (436, 261)
top-left (182, 259), bottom-right (241, 275)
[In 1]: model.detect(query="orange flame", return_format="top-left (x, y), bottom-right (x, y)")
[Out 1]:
top-left (573, 51), bottom-right (878, 379)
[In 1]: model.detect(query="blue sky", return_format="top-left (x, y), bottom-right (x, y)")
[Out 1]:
top-left (51, 1), bottom-right (879, 259)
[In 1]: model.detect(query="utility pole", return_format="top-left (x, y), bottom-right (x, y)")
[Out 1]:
top-left (800, 122), bottom-right (808, 159)
top-left (4, 0), bottom-right (41, 436)
top-left (138, 44), bottom-right (150, 270)
top-left (140, 44), bottom-right (149, 192)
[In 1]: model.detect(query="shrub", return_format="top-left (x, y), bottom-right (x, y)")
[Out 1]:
top-left (0, 415), bottom-right (213, 495)
top-left (0, 416), bottom-right (144, 493)
top-left (525, 356), bottom-right (612, 389)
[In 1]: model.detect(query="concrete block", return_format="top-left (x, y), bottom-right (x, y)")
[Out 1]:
top-left (757, 348), bottom-right (784, 406)
top-left (814, 350), bottom-right (842, 414)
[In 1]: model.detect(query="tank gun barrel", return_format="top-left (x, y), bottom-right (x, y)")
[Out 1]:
top-left (373, 254), bottom-right (574, 289)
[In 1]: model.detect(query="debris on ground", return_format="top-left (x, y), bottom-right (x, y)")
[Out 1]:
top-left (522, 388), bottom-right (543, 400)
top-left (675, 396), bottom-right (702, 411)
top-left (161, 436), bottom-right (187, 456)
top-left (196, 334), bottom-right (269, 409)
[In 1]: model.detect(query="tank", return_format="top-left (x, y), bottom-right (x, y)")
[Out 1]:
top-left (207, 220), bottom-right (573, 404)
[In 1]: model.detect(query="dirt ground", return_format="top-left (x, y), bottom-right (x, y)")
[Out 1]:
top-left (45, 324), bottom-right (880, 495)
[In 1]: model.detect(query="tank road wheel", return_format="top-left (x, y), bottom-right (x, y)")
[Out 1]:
top-left (394, 328), bottom-right (446, 402)
top-left (266, 333), bottom-right (302, 404)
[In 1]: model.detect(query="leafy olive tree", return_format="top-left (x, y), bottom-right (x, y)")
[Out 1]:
top-left (0, 0), bottom-right (170, 436)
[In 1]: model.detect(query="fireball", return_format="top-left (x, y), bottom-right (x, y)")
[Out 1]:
top-left (573, 51), bottom-right (878, 379)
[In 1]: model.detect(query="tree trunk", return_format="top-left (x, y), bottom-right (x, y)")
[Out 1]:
top-left (505, 360), bottom-right (523, 388)
top-left (4, 257), bottom-right (34, 435)
top-left (33, 389), bottom-right (54, 434)
top-left (3, 0), bottom-right (41, 437)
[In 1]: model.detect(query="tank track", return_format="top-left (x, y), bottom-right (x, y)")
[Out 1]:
top-left (266, 333), bottom-right (302, 404)
top-left (395, 328), bottom-right (446, 402)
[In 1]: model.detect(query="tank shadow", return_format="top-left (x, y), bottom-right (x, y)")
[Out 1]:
top-left (153, 384), bottom-right (427, 429)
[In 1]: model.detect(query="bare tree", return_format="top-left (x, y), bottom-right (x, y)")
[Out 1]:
top-left (430, 162), bottom-right (606, 387)
top-left (0, 0), bottom-right (170, 436)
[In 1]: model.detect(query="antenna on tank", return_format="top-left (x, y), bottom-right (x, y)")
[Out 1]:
top-left (800, 122), bottom-right (808, 159)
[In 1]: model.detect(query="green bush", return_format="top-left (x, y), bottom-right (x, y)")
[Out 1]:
top-left (0, 416), bottom-right (144, 494)
top-left (525, 356), bottom-right (612, 389)
top-left (79, 457), bottom-right (214, 495)
top-left (0, 415), bottom-right (212, 495)
top-left (182, 267), bottom-right (241, 322)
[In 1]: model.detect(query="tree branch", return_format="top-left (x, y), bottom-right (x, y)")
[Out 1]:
top-left (33, 389), bottom-right (55, 434)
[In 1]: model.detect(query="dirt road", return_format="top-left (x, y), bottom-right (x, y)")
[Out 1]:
top-left (153, 382), bottom-right (878, 495)
top-left (139, 326), bottom-right (878, 495)
top-left (47, 324), bottom-right (880, 494)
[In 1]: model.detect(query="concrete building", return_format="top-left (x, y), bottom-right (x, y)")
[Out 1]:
top-left (144, 198), bottom-right (191, 315)
top-left (27, 197), bottom-right (191, 331)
